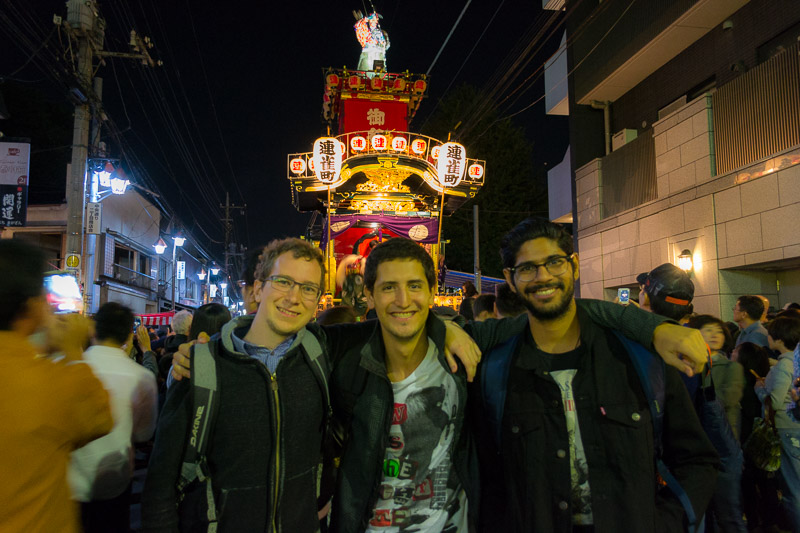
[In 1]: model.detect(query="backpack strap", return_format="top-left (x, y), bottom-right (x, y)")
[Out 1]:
top-left (480, 333), bottom-right (522, 450)
top-left (177, 341), bottom-right (219, 531)
top-left (611, 331), bottom-right (697, 533)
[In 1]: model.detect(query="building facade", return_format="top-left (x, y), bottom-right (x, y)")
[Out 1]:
top-left (548, 0), bottom-right (800, 319)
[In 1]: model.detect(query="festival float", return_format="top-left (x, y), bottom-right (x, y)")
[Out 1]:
top-left (286, 10), bottom-right (486, 312)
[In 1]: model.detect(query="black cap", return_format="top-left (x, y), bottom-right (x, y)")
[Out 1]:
top-left (637, 263), bottom-right (694, 306)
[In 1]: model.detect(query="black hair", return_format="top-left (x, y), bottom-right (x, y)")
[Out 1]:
top-left (737, 295), bottom-right (765, 321)
top-left (650, 298), bottom-right (692, 322)
top-left (316, 305), bottom-right (358, 325)
top-left (494, 282), bottom-right (527, 317)
top-left (364, 238), bottom-right (435, 291)
top-left (735, 342), bottom-right (771, 379)
top-left (459, 297), bottom-right (474, 321)
top-left (766, 317), bottom-right (800, 351)
top-left (776, 308), bottom-right (800, 320)
top-left (787, 302), bottom-right (800, 311)
top-left (0, 239), bottom-right (46, 330)
top-left (473, 294), bottom-right (496, 317)
top-left (240, 245), bottom-right (265, 288)
top-left (94, 302), bottom-right (135, 345)
top-left (462, 281), bottom-right (478, 298)
top-left (189, 303), bottom-right (231, 340)
top-left (686, 314), bottom-right (733, 353)
top-left (499, 217), bottom-right (573, 269)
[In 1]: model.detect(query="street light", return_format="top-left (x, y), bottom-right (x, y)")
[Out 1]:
top-left (152, 234), bottom-right (185, 312)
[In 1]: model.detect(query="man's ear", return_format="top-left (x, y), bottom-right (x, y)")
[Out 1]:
top-left (503, 269), bottom-right (517, 293)
top-left (253, 280), bottom-right (264, 303)
top-left (364, 286), bottom-right (375, 307)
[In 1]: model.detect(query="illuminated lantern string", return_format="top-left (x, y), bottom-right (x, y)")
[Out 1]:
top-left (350, 136), bottom-right (367, 152)
top-left (411, 138), bottom-right (427, 154)
top-left (436, 142), bottom-right (467, 187)
top-left (391, 136), bottom-right (407, 152)
top-left (312, 137), bottom-right (342, 184)
top-left (371, 134), bottom-right (388, 151)
top-left (468, 163), bottom-right (484, 180)
top-left (289, 157), bottom-right (307, 175)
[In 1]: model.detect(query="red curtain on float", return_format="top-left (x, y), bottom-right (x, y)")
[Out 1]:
top-left (138, 311), bottom-right (174, 326)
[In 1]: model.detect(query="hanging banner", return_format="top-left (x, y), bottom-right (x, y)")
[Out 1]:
top-left (340, 99), bottom-right (408, 134)
top-left (86, 202), bottom-right (102, 234)
top-left (0, 142), bottom-right (30, 227)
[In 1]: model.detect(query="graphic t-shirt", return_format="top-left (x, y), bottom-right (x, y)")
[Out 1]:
top-left (366, 340), bottom-right (468, 532)
top-left (534, 344), bottom-right (594, 526)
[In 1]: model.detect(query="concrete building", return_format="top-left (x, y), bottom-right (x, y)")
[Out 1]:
top-left (547, 0), bottom-right (800, 319)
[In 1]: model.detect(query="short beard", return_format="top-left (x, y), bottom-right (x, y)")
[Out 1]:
top-left (519, 281), bottom-right (575, 321)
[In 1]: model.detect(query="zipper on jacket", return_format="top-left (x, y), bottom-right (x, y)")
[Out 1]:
top-left (271, 372), bottom-right (281, 532)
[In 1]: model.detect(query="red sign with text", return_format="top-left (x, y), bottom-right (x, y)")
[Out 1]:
top-left (340, 99), bottom-right (408, 134)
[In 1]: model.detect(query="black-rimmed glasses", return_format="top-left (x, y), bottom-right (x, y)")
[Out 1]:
top-left (507, 254), bottom-right (573, 282)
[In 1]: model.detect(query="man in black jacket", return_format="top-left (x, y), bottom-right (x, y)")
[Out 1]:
top-left (471, 218), bottom-right (719, 533)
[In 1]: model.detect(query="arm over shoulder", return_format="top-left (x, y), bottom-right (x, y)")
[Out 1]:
top-left (577, 298), bottom-right (668, 348)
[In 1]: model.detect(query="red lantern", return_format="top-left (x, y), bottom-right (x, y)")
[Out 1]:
top-left (350, 136), bottom-right (367, 152)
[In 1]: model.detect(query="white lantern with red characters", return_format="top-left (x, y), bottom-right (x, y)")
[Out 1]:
top-left (289, 157), bottom-right (307, 175)
top-left (436, 142), bottom-right (467, 187)
top-left (467, 163), bottom-right (484, 180)
top-left (371, 134), bottom-right (388, 151)
top-left (350, 136), bottom-right (367, 152)
top-left (312, 137), bottom-right (342, 184)
top-left (431, 146), bottom-right (441, 159)
top-left (411, 138), bottom-right (427, 154)
top-left (391, 136), bottom-right (407, 152)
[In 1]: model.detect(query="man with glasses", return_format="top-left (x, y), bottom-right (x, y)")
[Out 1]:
top-left (471, 217), bottom-right (719, 533)
top-left (143, 238), bottom-right (337, 532)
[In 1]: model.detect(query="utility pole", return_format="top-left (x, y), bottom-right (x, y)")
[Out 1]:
top-left (59, 0), bottom-right (159, 303)
top-left (220, 191), bottom-right (247, 282)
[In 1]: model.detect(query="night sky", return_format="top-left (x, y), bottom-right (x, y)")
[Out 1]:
top-left (1, 0), bottom-right (568, 257)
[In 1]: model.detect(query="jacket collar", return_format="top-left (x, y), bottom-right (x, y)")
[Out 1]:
top-left (358, 311), bottom-right (448, 377)
top-left (220, 314), bottom-right (309, 358)
top-left (515, 304), bottom-right (599, 370)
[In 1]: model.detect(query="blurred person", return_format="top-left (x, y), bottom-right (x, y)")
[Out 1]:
top-left (460, 281), bottom-right (478, 321)
top-left (687, 315), bottom-right (744, 440)
top-left (134, 325), bottom-right (159, 378)
top-left (316, 305), bottom-right (358, 326)
top-left (494, 281), bottom-right (526, 318)
top-left (734, 342), bottom-right (781, 532)
top-left (239, 245), bottom-right (265, 315)
top-left (462, 280), bottom-right (478, 298)
top-left (473, 293), bottom-right (497, 322)
top-left (784, 302), bottom-right (800, 311)
top-left (734, 295), bottom-right (768, 348)
top-left (164, 310), bottom-right (192, 355)
top-left (636, 263), bottom-right (694, 323)
top-left (755, 317), bottom-right (800, 531)
top-left (69, 302), bottom-right (158, 533)
top-left (0, 239), bottom-right (113, 533)
top-left (777, 308), bottom-right (800, 320)
top-left (189, 303), bottom-right (232, 340)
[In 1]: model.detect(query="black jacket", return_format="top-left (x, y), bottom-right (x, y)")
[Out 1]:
top-left (328, 313), bottom-right (483, 533)
top-left (141, 315), bottom-right (330, 533)
top-left (470, 305), bottom-right (720, 533)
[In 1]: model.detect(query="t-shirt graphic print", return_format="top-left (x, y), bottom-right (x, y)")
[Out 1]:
top-left (366, 340), bottom-right (468, 532)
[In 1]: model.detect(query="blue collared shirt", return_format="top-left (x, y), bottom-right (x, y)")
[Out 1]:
top-left (735, 321), bottom-right (769, 348)
top-left (231, 328), bottom-right (297, 374)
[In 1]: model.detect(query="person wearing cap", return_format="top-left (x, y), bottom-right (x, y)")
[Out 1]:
top-left (636, 263), bottom-right (695, 323)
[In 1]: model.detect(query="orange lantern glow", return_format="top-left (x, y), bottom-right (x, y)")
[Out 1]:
top-left (371, 134), bottom-right (388, 151)
top-left (431, 145), bottom-right (441, 159)
top-left (391, 136), bottom-right (407, 151)
top-left (468, 163), bottom-right (484, 180)
top-left (411, 138), bottom-right (427, 154)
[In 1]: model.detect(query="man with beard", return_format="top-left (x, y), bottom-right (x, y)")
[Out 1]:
top-left (470, 217), bottom-right (719, 533)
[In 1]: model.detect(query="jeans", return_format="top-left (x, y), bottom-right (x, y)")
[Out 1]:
top-left (778, 428), bottom-right (800, 531)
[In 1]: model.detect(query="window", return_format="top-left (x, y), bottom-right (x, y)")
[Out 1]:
top-left (159, 259), bottom-right (168, 282)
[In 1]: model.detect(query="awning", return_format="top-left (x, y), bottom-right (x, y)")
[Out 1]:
top-left (138, 311), bottom-right (174, 326)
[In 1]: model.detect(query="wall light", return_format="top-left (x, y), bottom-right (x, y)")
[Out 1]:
top-left (677, 249), bottom-right (693, 273)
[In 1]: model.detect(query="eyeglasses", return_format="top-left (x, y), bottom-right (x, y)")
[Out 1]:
top-left (507, 254), bottom-right (573, 282)
top-left (265, 275), bottom-right (321, 301)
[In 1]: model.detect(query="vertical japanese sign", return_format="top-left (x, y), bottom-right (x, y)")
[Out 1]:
top-left (86, 202), bottom-right (102, 234)
top-left (436, 142), bottom-right (467, 187)
top-left (0, 142), bottom-right (30, 227)
top-left (176, 261), bottom-right (186, 280)
top-left (313, 137), bottom-right (342, 184)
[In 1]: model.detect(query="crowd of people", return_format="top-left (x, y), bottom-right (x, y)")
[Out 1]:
top-left (2, 216), bottom-right (800, 532)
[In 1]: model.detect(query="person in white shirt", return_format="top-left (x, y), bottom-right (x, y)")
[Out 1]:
top-left (69, 302), bottom-right (158, 533)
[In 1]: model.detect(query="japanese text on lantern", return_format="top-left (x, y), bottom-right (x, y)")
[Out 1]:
top-left (436, 142), bottom-right (466, 187)
top-left (313, 137), bottom-right (342, 184)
